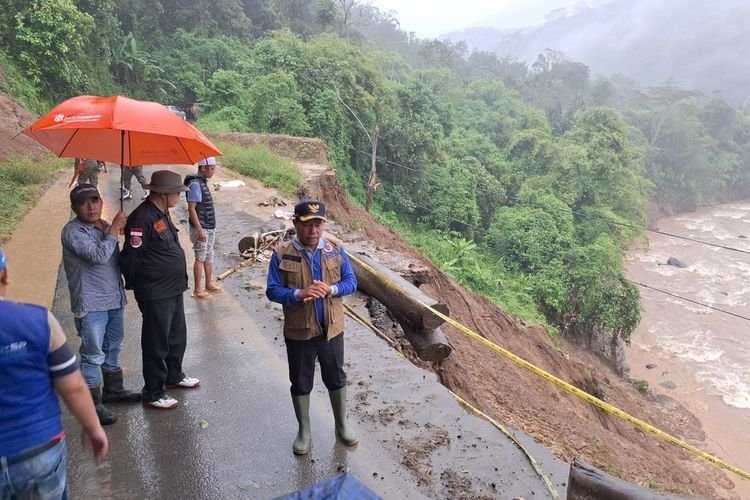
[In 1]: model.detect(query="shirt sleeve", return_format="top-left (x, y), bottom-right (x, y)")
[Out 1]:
top-left (61, 222), bottom-right (118, 265)
top-left (266, 252), bottom-right (301, 305)
top-left (332, 247), bottom-right (358, 297)
top-left (187, 181), bottom-right (202, 203)
top-left (119, 212), bottom-right (148, 289)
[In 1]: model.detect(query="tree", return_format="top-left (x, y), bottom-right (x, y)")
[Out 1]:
top-left (0, 0), bottom-right (95, 98)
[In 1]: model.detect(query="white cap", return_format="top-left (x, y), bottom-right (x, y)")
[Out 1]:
top-left (198, 157), bottom-right (217, 167)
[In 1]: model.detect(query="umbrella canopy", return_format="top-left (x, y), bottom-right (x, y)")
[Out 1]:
top-left (22, 95), bottom-right (221, 166)
top-left (276, 473), bottom-right (380, 500)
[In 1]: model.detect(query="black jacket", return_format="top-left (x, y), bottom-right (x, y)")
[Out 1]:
top-left (119, 200), bottom-right (188, 302)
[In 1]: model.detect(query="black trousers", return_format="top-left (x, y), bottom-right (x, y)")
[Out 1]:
top-left (285, 333), bottom-right (346, 396)
top-left (137, 294), bottom-right (187, 401)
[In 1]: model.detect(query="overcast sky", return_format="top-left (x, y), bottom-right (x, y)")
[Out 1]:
top-left (367, 0), bottom-right (597, 38)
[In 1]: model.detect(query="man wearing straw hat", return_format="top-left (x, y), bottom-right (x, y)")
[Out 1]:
top-left (120, 170), bottom-right (200, 410)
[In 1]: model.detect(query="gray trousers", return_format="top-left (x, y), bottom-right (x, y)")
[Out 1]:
top-left (122, 166), bottom-right (147, 190)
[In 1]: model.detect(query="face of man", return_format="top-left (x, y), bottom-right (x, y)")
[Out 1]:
top-left (200, 164), bottom-right (216, 179)
top-left (72, 196), bottom-right (103, 223)
top-left (166, 192), bottom-right (180, 208)
top-left (294, 219), bottom-right (325, 250)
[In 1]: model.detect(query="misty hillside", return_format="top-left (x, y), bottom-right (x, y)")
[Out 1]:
top-left (446, 0), bottom-right (750, 106)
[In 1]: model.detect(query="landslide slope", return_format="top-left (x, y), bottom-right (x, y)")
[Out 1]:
top-left (217, 132), bottom-right (738, 499)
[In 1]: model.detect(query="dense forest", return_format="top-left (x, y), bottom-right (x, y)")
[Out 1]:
top-left (1, 0), bottom-right (749, 361)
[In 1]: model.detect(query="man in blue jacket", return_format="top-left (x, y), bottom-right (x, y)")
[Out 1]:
top-left (0, 247), bottom-right (108, 499)
top-left (266, 200), bottom-right (358, 455)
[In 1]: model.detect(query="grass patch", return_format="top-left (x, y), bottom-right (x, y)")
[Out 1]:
top-left (216, 140), bottom-right (302, 197)
top-left (372, 208), bottom-right (548, 326)
top-left (633, 379), bottom-right (650, 394)
top-left (0, 155), bottom-right (67, 241)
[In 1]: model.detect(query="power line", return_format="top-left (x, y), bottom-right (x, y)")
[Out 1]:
top-left (347, 145), bottom-right (750, 256)
top-left (297, 72), bottom-right (750, 257)
top-left (373, 185), bottom-right (750, 325)
top-left (629, 279), bottom-right (750, 322)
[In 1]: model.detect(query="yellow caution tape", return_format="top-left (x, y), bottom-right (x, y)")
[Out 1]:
top-left (347, 253), bottom-right (750, 482)
top-left (343, 303), bottom-right (561, 499)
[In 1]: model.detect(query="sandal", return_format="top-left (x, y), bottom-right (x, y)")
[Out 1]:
top-left (191, 290), bottom-right (211, 299)
top-left (206, 285), bottom-right (223, 293)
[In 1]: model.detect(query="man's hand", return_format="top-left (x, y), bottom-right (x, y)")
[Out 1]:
top-left (109, 211), bottom-right (127, 236)
top-left (198, 228), bottom-right (207, 242)
top-left (301, 280), bottom-right (332, 302)
top-left (81, 424), bottom-right (108, 461)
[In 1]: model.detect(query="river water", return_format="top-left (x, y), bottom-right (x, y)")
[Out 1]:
top-left (626, 202), bottom-right (750, 494)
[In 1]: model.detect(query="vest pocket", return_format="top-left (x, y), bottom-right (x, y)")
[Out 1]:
top-left (279, 259), bottom-right (303, 288)
top-left (323, 255), bottom-right (342, 283)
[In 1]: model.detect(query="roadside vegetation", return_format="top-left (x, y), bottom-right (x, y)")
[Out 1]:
top-left (0, 1), bottom-right (747, 358)
top-left (0, 156), bottom-right (66, 242)
top-left (216, 140), bottom-right (303, 197)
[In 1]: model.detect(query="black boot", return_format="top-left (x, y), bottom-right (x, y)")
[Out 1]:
top-left (102, 370), bottom-right (142, 403)
top-left (90, 386), bottom-right (117, 425)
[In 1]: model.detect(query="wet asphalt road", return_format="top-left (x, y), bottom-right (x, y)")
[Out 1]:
top-left (52, 166), bottom-right (568, 499)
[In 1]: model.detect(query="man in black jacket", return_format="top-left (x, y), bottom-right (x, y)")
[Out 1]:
top-left (119, 170), bottom-right (200, 410)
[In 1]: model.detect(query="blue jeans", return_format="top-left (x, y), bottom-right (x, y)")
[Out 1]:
top-left (0, 439), bottom-right (67, 500)
top-left (75, 308), bottom-right (124, 387)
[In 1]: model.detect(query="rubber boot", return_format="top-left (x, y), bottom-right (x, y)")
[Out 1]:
top-left (329, 388), bottom-right (358, 446)
top-left (90, 386), bottom-right (117, 425)
top-left (291, 395), bottom-right (311, 455)
top-left (102, 370), bottom-right (142, 403)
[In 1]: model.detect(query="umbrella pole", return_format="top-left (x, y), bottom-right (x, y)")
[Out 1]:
top-left (120, 130), bottom-right (125, 211)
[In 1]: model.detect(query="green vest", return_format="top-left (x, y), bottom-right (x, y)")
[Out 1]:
top-left (275, 240), bottom-right (346, 341)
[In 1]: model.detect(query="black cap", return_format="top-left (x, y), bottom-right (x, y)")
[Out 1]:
top-left (294, 200), bottom-right (327, 222)
top-left (70, 184), bottom-right (100, 205)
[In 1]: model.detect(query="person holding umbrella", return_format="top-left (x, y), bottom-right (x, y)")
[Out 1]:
top-left (119, 170), bottom-right (200, 410)
top-left (61, 184), bottom-right (142, 426)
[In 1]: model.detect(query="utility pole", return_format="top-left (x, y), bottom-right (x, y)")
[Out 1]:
top-left (365, 125), bottom-right (380, 213)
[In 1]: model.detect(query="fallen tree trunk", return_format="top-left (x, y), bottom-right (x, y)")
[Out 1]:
top-left (567, 458), bottom-right (690, 499)
top-left (350, 252), bottom-right (449, 330)
top-left (400, 324), bottom-right (453, 362)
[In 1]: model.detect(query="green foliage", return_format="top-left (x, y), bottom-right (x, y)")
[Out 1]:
top-left (0, 0), bottom-right (95, 99)
top-left (195, 106), bottom-right (248, 133)
top-left (216, 141), bottom-right (303, 196)
top-left (633, 379), bottom-right (649, 394)
top-left (246, 70), bottom-right (310, 136)
top-left (374, 210), bottom-right (546, 325)
top-left (0, 49), bottom-right (47, 113)
top-left (487, 192), bottom-right (574, 273)
top-left (0, 156), bottom-right (66, 241)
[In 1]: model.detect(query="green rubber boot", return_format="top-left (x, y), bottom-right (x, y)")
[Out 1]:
top-left (329, 388), bottom-right (358, 446)
top-left (292, 395), bottom-right (311, 455)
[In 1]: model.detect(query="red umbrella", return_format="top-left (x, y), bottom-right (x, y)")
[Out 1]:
top-left (22, 95), bottom-right (221, 166)
top-left (22, 95), bottom-right (222, 208)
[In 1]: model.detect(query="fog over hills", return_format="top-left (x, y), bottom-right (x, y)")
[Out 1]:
top-left (445, 0), bottom-right (750, 106)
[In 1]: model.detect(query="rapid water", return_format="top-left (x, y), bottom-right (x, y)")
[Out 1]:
top-left (626, 202), bottom-right (750, 491)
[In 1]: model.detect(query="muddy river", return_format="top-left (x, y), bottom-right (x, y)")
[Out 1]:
top-left (626, 202), bottom-right (750, 495)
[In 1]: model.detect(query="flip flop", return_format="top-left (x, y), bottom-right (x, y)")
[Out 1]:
top-left (206, 285), bottom-right (223, 293)
top-left (191, 291), bottom-right (211, 299)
